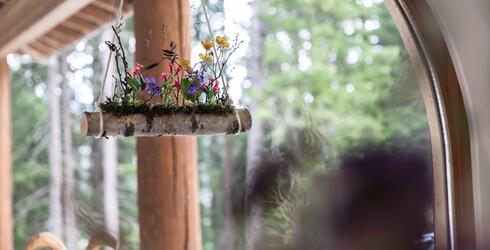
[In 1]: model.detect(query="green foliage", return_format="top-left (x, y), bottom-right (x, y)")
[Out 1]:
top-left (10, 57), bottom-right (50, 249)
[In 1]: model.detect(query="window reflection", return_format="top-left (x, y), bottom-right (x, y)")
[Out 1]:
top-left (197, 0), bottom-right (434, 249)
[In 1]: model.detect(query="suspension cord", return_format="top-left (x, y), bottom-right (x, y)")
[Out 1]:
top-left (96, 0), bottom-right (125, 111)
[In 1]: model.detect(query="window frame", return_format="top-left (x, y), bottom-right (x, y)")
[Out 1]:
top-left (385, 0), bottom-right (475, 249)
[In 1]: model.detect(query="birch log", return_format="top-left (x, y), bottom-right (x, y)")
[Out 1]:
top-left (80, 108), bottom-right (252, 137)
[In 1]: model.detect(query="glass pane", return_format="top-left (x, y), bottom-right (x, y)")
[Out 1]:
top-left (196, 0), bottom-right (435, 249)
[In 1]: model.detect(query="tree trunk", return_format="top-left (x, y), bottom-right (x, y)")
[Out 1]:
top-left (48, 56), bottom-right (64, 238)
top-left (0, 57), bottom-right (13, 250)
top-left (245, 1), bottom-right (266, 249)
top-left (223, 136), bottom-right (235, 250)
top-left (60, 56), bottom-right (78, 249)
top-left (133, 0), bottom-right (202, 249)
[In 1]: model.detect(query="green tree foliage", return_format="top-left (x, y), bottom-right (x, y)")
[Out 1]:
top-left (199, 0), bottom-right (431, 249)
top-left (10, 57), bottom-right (50, 249)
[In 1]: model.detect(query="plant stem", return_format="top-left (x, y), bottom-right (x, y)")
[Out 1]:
top-left (201, 0), bottom-right (228, 98)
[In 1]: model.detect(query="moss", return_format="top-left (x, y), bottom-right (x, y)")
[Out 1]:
top-left (100, 101), bottom-right (235, 117)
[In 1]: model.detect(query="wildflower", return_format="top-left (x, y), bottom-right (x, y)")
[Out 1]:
top-left (188, 84), bottom-right (198, 96)
top-left (178, 59), bottom-right (193, 72)
top-left (197, 74), bottom-right (205, 85)
top-left (144, 77), bottom-right (160, 97)
top-left (213, 80), bottom-right (220, 93)
top-left (201, 40), bottom-right (214, 51)
top-left (160, 72), bottom-right (168, 80)
top-left (176, 66), bottom-right (182, 75)
top-left (132, 63), bottom-right (144, 76)
top-left (174, 79), bottom-right (181, 90)
top-left (199, 53), bottom-right (213, 63)
top-left (168, 63), bottom-right (174, 72)
top-left (216, 36), bottom-right (230, 48)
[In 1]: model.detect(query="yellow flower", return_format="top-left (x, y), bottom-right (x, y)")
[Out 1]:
top-left (199, 53), bottom-right (213, 63)
top-left (216, 36), bottom-right (230, 48)
top-left (178, 59), bottom-right (192, 72)
top-left (201, 40), bottom-right (214, 51)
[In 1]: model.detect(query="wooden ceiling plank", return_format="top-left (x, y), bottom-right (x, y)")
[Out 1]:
top-left (83, 4), bottom-right (114, 22)
top-left (46, 29), bottom-right (76, 45)
top-left (91, 0), bottom-right (118, 14)
top-left (69, 15), bottom-right (100, 30)
top-left (20, 46), bottom-right (48, 61)
top-left (56, 24), bottom-right (85, 38)
top-left (62, 18), bottom-right (95, 34)
top-left (38, 35), bottom-right (65, 50)
top-left (75, 10), bottom-right (107, 26)
top-left (28, 42), bottom-right (56, 58)
top-left (0, 0), bottom-right (94, 56)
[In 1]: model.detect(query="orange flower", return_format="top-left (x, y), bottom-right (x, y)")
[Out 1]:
top-left (216, 36), bottom-right (230, 48)
top-left (201, 40), bottom-right (214, 51)
top-left (199, 53), bottom-right (213, 63)
top-left (178, 59), bottom-right (193, 72)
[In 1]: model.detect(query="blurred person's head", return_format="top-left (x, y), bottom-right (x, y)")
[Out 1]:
top-left (294, 144), bottom-right (433, 250)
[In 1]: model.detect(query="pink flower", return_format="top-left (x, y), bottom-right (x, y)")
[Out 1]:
top-left (133, 63), bottom-right (143, 76)
top-left (213, 80), bottom-right (220, 93)
top-left (168, 63), bottom-right (174, 72)
top-left (126, 69), bottom-right (131, 76)
top-left (160, 72), bottom-right (168, 80)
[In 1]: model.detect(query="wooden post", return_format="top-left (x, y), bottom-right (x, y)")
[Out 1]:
top-left (134, 0), bottom-right (202, 249)
top-left (0, 57), bottom-right (13, 250)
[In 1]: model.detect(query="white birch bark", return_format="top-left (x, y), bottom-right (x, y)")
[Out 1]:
top-left (48, 56), bottom-right (63, 238)
top-left (60, 56), bottom-right (78, 249)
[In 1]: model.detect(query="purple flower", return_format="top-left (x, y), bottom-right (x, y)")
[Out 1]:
top-left (144, 77), bottom-right (161, 96)
top-left (187, 84), bottom-right (198, 96)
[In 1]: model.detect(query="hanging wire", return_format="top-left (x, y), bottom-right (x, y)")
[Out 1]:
top-left (96, 0), bottom-right (125, 111)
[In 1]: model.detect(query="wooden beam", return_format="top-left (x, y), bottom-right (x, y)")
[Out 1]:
top-left (0, 57), bottom-right (13, 250)
top-left (134, 0), bottom-right (202, 249)
top-left (0, 0), bottom-right (94, 56)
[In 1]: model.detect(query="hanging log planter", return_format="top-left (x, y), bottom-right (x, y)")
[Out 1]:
top-left (83, 13), bottom-right (250, 138)
top-left (81, 108), bottom-right (252, 137)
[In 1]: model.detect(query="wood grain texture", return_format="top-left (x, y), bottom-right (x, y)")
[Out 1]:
top-left (0, 57), bottom-right (13, 250)
top-left (134, 0), bottom-right (202, 249)
top-left (0, 0), bottom-right (93, 56)
top-left (386, 0), bottom-right (475, 249)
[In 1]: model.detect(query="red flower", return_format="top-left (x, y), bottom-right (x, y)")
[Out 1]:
top-left (174, 79), bottom-right (181, 90)
top-left (176, 66), bottom-right (182, 75)
top-left (213, 80), bottom-right (220, 93)
top-left (168, 63), bottom-right (174, 73)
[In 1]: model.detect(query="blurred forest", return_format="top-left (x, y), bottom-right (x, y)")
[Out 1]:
top-left (9, 0), bottom-right (431, 249)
